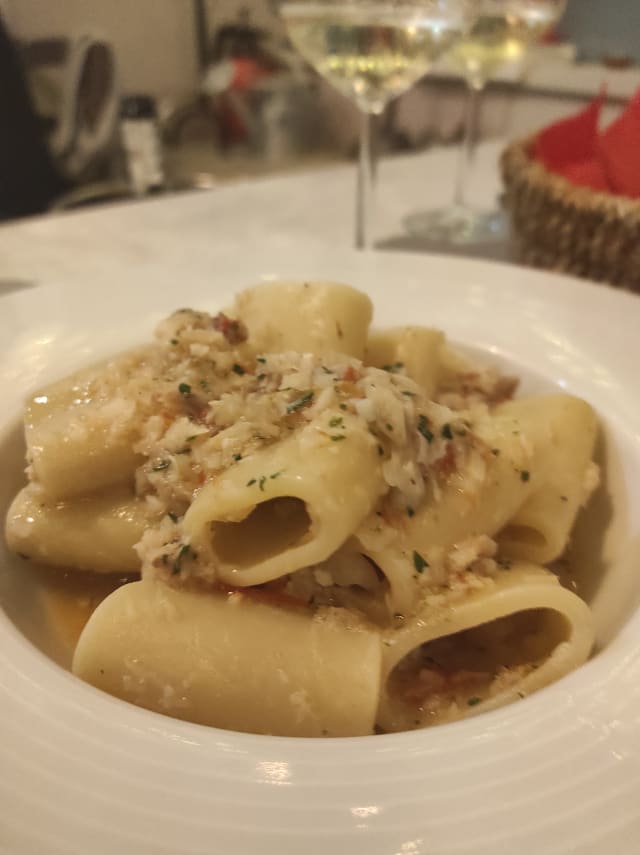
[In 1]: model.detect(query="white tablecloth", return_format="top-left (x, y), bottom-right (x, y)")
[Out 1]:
top-left (0, 140), bottom-right (505, 294)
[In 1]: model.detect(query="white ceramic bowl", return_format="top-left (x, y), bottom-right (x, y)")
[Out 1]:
top-left (2, 247), bottom-right (640, 855)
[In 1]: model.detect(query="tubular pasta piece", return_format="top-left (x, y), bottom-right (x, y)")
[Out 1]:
top-left (5, 484), bottom-right (148, 573)
top-left (182, 414), bottom-right (386, 586)
top-left (232, 281), bottom-right (373, 358)
top-left (377, 562), bottom-right (594, 731)
top-left (73, 579), bottom-right (383, 737)
top-left (365, 327), bottom-right (445, 398)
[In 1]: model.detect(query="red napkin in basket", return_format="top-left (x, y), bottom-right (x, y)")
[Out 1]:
top-left (598, 91), bottom-right (640, 197)
top-left (534, 89), bottom-right (640, 199)
top-left (535, 96), bottom-right (603, 171)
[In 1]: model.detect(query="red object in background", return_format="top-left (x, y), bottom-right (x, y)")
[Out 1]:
top-left (598, 91), bottom-right (640, 198)
top-left (534, 89), bottom-right (640, 198)
top-left (535, 96), bottom-right (603, 171)
top-left (562, 158), bottom-right (609, 193)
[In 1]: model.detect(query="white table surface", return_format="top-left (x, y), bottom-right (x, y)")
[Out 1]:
top-left (0, 140), bottom-right (505, 295)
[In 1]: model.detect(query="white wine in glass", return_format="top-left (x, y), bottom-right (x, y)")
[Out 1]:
top-left (405, 0), bottom-right (567, 244)
top-left (281, 1), bottom-right (475, 248)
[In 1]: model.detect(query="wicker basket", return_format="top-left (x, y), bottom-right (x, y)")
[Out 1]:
top-left (501, 137), bottom-right (640, 290)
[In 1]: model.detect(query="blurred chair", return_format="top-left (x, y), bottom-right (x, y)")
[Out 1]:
top-left (0, 14), bottom-right (68, 219)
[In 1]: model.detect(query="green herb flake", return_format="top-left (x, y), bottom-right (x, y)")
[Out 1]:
top-left (167, 512), bottom-right (178, 523)
top-left (418, 415), bottom-right (434, 443)
top-left (441, 423), bottom-right (453, 440)
top-left (382, 362), bottom-right (404, 373)
top-left (170, 338), bottom-right (179, 345)
top-left (413, 550), bottom-right (428, 573)
top-left (377, 445), bottom-right (384, 457)
top-left (257, 373), bottom-right (266, 381)
top-left (152, 460), bottom-right (171, 471)
top-left (270, 471), bottom-right (282, 480)
top-left (233, 453), bottom-right (243, 462)
top-left (178, 382), bottom-right (191, 396)
top-left (232, 363), bottom-right (245, 376)
top-left (402, 390), bottom-right (416, 397)
top-left (386, 423), bottom-right (394, 432)
top-left (560, 495), bottom-right (568, 502)
top-left (520, 470), bottom-right (530, 482)
top-left (330, 434), bottom-right (346, 442)
top-left (491, 448), bottom-right (500, 456)
top-left (407, 506), bottom-right (415, 518)
top-left (199, 379), bottom-right (210, 392)
top-left (467, 697), bottom-right (481, 707)
top-left (259, 475), bottom-right (267, 491)
top-left (256, 356), bottom-right (266, 364)
top-left (287, 390), bottom-right (314, 413)
top-left (172, 544), bottom-right (191, 575)
top-left (329, 416), bottom-right (344, 428)
top-left (246, 478), bottom-right (257, 487)
top-left (339, 403), bottom-right (347, 411)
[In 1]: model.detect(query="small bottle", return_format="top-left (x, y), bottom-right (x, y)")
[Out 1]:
top-left (119, 95), bottom-right (165, 196)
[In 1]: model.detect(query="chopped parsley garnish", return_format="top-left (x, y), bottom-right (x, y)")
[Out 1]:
top-left (382, 362), bottom-right (404, 373)
top-left (257, 373), bottom-right (266, 381)
top-left (152, 460), bottom-right (171, 471)
top-left (560, 495), bottom-right (568, 502)
top-left (407, 506), bottom-right (415, 518)
top-left (256, 356), bottom-right (266, 364)
top-left (467, 697), bottom-right (481, 707)
top-left (287, 390), bottom-right (314, 413)
top-left (386, 423), bottom-right (394, 432)
top-left (172, 544), bottom-right (192, 575)
top-left (330, 434), bottom-right (346, 442)
top-left (413, 550), bottom-right (428, 573)
top-left (167, 512), bottom-right (178, 523)
top-left (520, 470), bottom-right (530, 482)
top-left (186, 434), bottom-right (200, 442)
top-left (329, 416), bottom-right (344, 428)
top-left (178, 382), bottom-right (191, 396)
top-left (441, 423), bottom-right (453, 440)
top-left (170, 338), bottom-right (178, 345)
top-left (232, 363), bottom-right (245, 375)
top-left (247, 478), bottom-right (257, 487)
top-left (377, 445), bottom-right (384, 457)
top-left (339, 403), bottom-right (347, 411)
top-left (321, 366), bottom-right (334, 375)
top-left (199, 379), bottom-right (210, 392)
top-left (491, 448), bottom-right (500, 456)
top-left (270, 471), bottom-right (282, 479)
top-left (417, 415), bottom-right (434, 443)
top-left (402, 390), bottom-right (416, 397)
top-left (233, 453), bottom-right (243, 462)
top-left (259, 475), bottom-right (267, 491)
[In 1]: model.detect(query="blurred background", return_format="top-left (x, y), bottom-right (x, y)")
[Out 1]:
top-left (1, 0), bottom-right (639, 221)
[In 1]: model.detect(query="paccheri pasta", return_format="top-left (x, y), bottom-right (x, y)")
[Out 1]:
top-left (5, 282), bottom-right (599, 737)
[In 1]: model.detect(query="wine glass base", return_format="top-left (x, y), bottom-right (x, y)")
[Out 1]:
top-left (403, 206), bottom-right (508, 246)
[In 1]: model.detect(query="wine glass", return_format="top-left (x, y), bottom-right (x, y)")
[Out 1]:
top-left (404, 0), bottom-right (568, 244)
top-left (280, 0), bottom-right (476, 249)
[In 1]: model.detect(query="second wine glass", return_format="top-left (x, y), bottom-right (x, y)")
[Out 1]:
top-left (280, 0), bottom-right (475, 249)
top-left (405, 0), bottom-right (568, 245)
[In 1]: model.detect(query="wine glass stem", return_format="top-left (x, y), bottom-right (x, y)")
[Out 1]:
top-left (453, 81), bottom-right (484, 209)
top-left (356, 110), bottom-right (374, 250)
